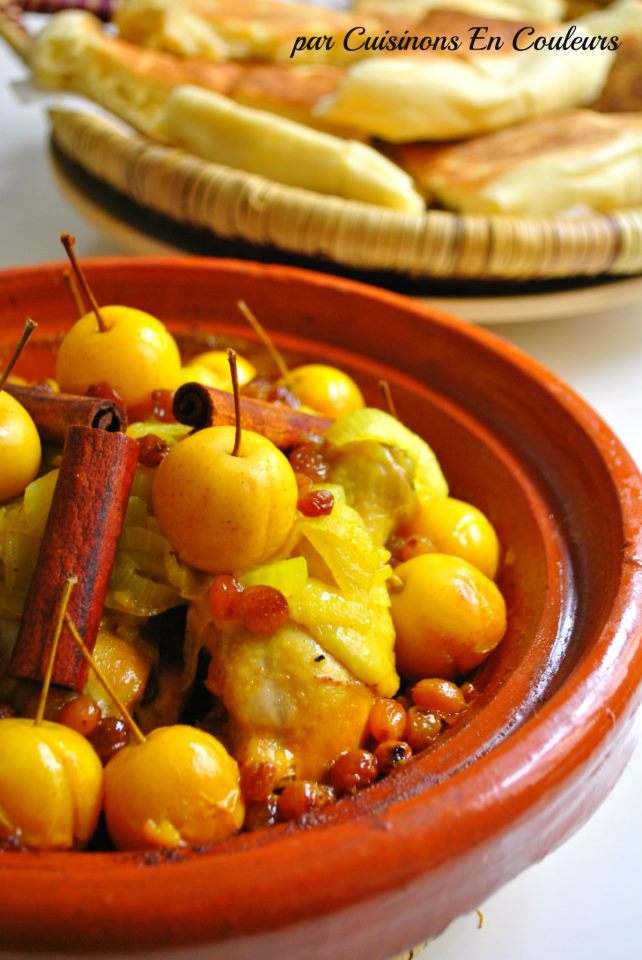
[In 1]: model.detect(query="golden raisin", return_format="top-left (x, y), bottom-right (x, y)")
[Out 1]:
top-left (239, 585), bottom-right (289, 635)
top-left (328, 749), bottom-right (378, 795)
top-left (289, 444), bottom-right (329, 482)
top-left (297, 489), bottom-right (334, 518)
top-left (404, 707), bottom-right (442, 752)
top-left (86, 382), bottom-right (123, 405)
top-left (58, 695), bottom-right (102, 738)
top-left (278, 781), bottom-right (336, 821)
top-left (127, 389), bottom-right (176, 424)
top-left (137, 433), bottom-right (171, 467)
top-left (411, 678), bottom-right (467, 715)
top-left (210, 574), bottom-right (245, 621)
top-left (368, 698), bottom-right (407, 743)
top-left (244, 795), bottom-right (279, 831)
top-left (242, 377), bottom-right (297, 405)
top-left (374, 740), bottom-right (413, 775)
top-left (240, 761), bottom-right (277, 804)
top-left (151, 389), bottom-right (176, 422)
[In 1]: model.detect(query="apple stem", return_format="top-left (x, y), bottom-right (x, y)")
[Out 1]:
top-left (378, 379), bottom-right (398, 420)
top-left (64, 612), bottom-right (146, 745)
top-left (34, 576), bottom-right (77, 726)
top-left (60, 233), bottom-right (108, 333)
top-left (227, 348), bottom-right (242, 457)
top-left (0, 317), bottom-right (37, 391)
top-left (237, 300), bottom-right (291, 386)
top-left (62, 268), bottom-right (85, 318)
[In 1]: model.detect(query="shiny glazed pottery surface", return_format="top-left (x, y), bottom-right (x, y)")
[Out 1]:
top-left (0, 258), bottom-right (641, 959)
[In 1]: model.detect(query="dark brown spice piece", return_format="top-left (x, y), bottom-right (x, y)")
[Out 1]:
top-left (173, 383), bottom-right (332, 449)
top-left (5, 383), bottom-right (126, 442)
top-left (8, 425), bottom-right (138, 691)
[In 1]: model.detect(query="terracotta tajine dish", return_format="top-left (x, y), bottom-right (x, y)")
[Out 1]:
top-left (0, 258), bottom-right (641, 958)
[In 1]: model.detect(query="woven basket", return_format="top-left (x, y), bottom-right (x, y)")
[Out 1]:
top-left (49, 109), bottom-right (642, 283)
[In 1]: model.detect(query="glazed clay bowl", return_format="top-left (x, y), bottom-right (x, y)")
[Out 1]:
top-left (0, 258), bottom-right (641, 959)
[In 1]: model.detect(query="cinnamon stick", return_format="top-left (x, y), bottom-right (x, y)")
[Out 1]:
top-left (173, 383), bottom-right (332, 448)
top-left (5, 383), bottom-right (126, 442)
top-left (8, 425), bottom-right (138, 692)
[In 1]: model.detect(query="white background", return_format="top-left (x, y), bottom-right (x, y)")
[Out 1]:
top-left (0, 21), bottom-right (641, 960)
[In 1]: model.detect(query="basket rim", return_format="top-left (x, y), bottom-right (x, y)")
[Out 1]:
top-left (48, 107), bottom-right (642, 284)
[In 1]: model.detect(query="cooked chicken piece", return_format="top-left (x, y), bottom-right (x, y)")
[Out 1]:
top-left (205, 624), bottom-right (374, 783)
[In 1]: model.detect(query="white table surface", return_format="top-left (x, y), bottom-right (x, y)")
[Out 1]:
top-left (1, 29), bottom-right (641, 960)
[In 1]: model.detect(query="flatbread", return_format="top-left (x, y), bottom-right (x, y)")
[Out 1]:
top-left (30, 12), bottom-right (422, 212)
top-left (396, 109), bottom-right (642, 213)
top-left (94, 2), bottom-right (615, 143)
top-left (30, 10), bottom-right (349, 133)
top-left (315, 11), bottom-right (615, 141)
top-left (30, 10), bottom-right (240, 137)
top-left (115, 0), bottom-right (380, 64)
top-left (161, 84), bottom-right (424, 210)
top-left (233, 63), bottom-right (346, 126)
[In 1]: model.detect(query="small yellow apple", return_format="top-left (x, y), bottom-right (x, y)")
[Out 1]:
top-left (0, 717), bottom-right (103, 850)
top-left (104, 725), bottom-right (244, 850)
top-left (284, 364), bottom-right (364, 418)
top-left (402, 497), bottom-right (500, 580)
top-left (0, 390), bottom-right (41, 503)
top-left (188, 350), bottom-right (256, 389)
top-left (390, 553), bottom-right (506, 680)
top-left (152, 425), bottom-right (297, 574)
top-left (172, 362), bottom-right (224, 390)
top-left (55, 306), bottom-right (181, 407)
